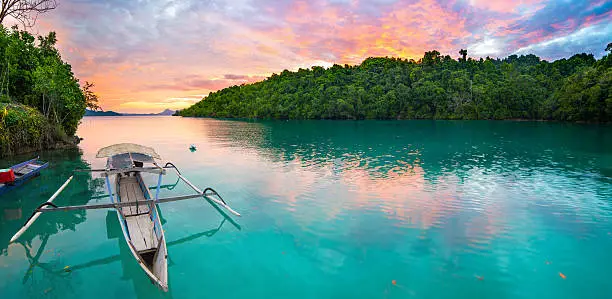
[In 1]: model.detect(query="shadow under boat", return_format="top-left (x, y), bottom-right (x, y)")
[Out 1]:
top-left (18, 205), bottom-right (240, 298)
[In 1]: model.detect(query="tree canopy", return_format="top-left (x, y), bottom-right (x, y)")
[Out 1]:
top-left (179, 48), bottom-right (612, 122)
top-left (0, 25), bottom-right (88, 136)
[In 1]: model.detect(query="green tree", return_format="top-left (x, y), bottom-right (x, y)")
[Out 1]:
top-left (459, 49), bottom-right (467, 62)
top-left (0, 25), bottom-right (86, 136)
top-left (179, 46), bottom-right (611, 123)
top-left (82, 81), bottom-right (100, 111)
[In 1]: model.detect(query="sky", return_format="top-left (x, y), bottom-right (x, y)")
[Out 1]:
top-left (21, 0), bottom-right (612, 112)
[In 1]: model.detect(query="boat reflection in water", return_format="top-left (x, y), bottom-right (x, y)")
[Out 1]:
top-left (17, 202), bottom-right (239, 299)
top-left (0, 150), bottom-right (99, 256)
top-left (7, 143), bottom-right (242, 294)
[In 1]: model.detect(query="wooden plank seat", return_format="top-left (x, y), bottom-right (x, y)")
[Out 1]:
top-left (119, 176), bottom-right (150, 216)
top-left (118, 175), bottom-right (158, 252)
top-left (14, 164), bottom-right (38, 176)
top-left (125, 214), bottom-right (159, 252)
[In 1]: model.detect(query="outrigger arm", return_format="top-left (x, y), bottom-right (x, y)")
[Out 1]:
top-left (10, 164), bottom-right (241, 243)
top-left (10, 175), bottom-right (74, 243)
top-left (23, 193), bottom-right (208, 212)
top-left (78, 164), bottom-right (239, 218)
top-left (175, 172), bottom-right (241, 217)
top-left (162, 162), bottom-right (241, 217)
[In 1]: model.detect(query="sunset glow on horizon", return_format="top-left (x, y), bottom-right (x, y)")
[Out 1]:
top-left (28, 0), bottom-right (612, 113)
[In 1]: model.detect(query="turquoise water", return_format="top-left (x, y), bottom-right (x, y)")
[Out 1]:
top-left (1, 117), bottom-right (611, 298)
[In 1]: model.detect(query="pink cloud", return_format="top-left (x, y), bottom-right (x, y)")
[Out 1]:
top-left (256, 0), bottom-right (469, 64)
top-left (468, 0), bottom-right (545, 13)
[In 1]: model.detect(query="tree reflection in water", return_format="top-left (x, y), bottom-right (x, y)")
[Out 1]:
top-left (1, 150), bottom-right (100, 256)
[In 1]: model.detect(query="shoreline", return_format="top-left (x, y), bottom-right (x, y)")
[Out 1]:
top-left (176, 115), bottom-right (611, 124)
top-left (0, 136), bottom-right (80, 158)
top-left (1, 103), bottom-right (83, 158)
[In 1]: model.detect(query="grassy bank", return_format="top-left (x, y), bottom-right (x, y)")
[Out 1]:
top-left (0, 103), bottom-right (76, 157)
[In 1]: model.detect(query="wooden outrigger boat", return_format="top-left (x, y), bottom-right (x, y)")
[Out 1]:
top-left (9, 143), bottom-right (240, 292)
top-left (0, 157), bottom-right (49, 195)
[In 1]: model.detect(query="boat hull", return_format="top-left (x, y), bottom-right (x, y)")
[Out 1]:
top-left (0, 158), bottom-right (48, 196)
top-left (111, 172), bottom-right (168, 291)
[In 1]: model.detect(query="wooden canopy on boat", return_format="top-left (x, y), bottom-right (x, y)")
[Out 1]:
top-left (96, 143), bottom-right (161, 159)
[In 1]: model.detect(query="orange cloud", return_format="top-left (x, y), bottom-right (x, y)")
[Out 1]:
top-left (255, 0), bottom-right (469, 65)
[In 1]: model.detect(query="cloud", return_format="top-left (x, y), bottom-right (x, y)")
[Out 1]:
top-left (470, 38), bottom-right (504, 56)
top-left (118, 100), bottom-right (195, 110)
top-left (28, 0), bottom-right (612, 112)
top-left (224, 74), bottom-right (249, 80)
top-left (142, 77), bottom-right (235, 92)
top-left (512, 21), bottom-right (612, 59)
top-left (465, 0), bottom-right (545, 13)
top-left (504, 0), bottom-right (612, 48)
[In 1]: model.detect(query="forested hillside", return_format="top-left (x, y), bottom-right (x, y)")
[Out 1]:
top-left (179, 47), bottom-right (611, 122)
top-left (0, 25), bottom-right (94, 156)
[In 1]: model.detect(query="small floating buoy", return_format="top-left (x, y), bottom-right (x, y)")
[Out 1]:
top-left (392, 280), bottom-right (397, 285)
top-left (559, 272), bottom-right (566, 279)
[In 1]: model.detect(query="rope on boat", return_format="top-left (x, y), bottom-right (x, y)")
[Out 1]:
top-left (163, 162), bottom-right (181, 175)
top-left (36, 202), bottom-right (59, 211)
top-left (202, 187), bottom-right (227, 205)
top-left (162, 163), bottom-right (228, 205)
top-left (22, 202), bottom-right (59, 225)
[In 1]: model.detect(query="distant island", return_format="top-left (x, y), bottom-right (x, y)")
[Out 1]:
top-left (178, 46), bottom-right (611, 122)
top-left (85, 109), bottom-right (176, 116)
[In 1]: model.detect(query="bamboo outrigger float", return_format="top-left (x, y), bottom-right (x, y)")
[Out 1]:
top-left (9, 143), bottom-right (241, 292)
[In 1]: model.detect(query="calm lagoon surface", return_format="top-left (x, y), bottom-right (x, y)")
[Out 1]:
top-left (1, 117), bottom-right (611, 299)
